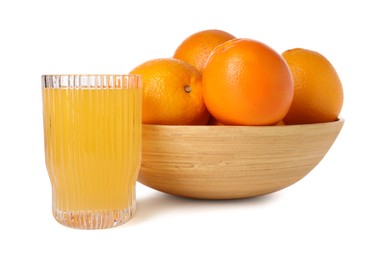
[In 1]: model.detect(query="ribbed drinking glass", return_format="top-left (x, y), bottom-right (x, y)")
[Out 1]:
top-left (42, 74), bottom-right (142, 229)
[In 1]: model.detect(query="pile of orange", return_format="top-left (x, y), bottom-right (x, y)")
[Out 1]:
top-left (130, 29), bottom-right (343, 126)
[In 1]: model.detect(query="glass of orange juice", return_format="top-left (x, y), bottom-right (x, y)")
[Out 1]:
top-left (42, 74), bottom-right (142, 229)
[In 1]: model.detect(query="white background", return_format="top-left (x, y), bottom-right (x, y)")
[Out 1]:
top-left (1, 0), bottom-right (384, 259)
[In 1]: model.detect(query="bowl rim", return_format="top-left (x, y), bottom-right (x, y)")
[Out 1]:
top-left (143, 118), bottom-right (344, 129)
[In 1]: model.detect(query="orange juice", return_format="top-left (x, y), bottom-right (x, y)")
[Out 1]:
top-left (42, 85), bottom-right (141, 229)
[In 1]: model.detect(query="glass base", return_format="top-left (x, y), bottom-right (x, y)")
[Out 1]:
top-left (52, 207), bottom-right (135, 229)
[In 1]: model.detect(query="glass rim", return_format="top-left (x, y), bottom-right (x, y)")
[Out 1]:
top-left (41, 73), bottom-right (141, 77)
top-left (41, 74), bottom-right (142, 89)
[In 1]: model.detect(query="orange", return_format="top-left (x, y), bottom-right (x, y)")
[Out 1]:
top-left (282, 48), bottom-right (343, 124)
top-left (173, 29), bottom-right (235, 73)
top-left (202, 38), bottom-right (294, 126)
top-left (208, 118), bottom-right (284, 126)
top-left (130, 58), bottom-right (209, 125)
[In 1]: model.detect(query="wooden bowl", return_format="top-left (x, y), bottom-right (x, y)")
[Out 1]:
top-left (139, 119), bottom-right (344, 199)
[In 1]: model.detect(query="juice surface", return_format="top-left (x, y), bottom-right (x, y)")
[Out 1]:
top-left (43, 87), bottom-right (141, 212)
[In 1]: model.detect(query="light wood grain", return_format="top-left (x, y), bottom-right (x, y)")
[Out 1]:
top-left (139, 119), bottom-right (344, 199)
